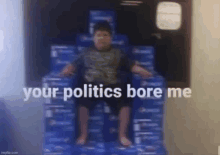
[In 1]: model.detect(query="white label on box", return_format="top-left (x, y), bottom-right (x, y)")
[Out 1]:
top-left (51, 50), bottom-right (58, 57)
top-left (105, 106), bottom-right (110, 113)
top-left (43, 83), bottom-right (48, 88)
top-left (135, 137), bottom-right (141, 144)
top-left (134, 124), bottom-right (140, 131)
top-left (46, 110), bottom-right (52, 117)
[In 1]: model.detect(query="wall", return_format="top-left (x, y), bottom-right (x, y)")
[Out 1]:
top-left (0, 0), bottom-right (44, 154)
top-left (0, 0), bottom-right (24, 98)
top-left (164, 0), bottom-right (220, 155)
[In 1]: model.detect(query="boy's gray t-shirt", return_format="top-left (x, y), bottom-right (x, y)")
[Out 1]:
top-left (71, 46), bottom-right (134, 86)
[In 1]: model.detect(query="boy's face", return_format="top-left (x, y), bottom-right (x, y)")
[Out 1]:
top-left (93, 30), bottom-right (112, 50)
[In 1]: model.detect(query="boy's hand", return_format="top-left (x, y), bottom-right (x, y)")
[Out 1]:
top-left (139, 70), bottom-right (152, 79)
top-left (131, 64), bottom-right (152, 79)
top-left (59, 64), bottom-right (75, 77)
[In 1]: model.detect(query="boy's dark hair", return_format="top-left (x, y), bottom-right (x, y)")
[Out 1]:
top-left (93, 21), bottom-right (112, 35)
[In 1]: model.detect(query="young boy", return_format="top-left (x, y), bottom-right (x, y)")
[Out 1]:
top-left (60, 21), bottom-right (152, 147)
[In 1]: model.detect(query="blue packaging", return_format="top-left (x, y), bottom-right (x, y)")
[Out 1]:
top-left (42, 72), bottom-right (76, 85)
top-left (131, 73), bottom-right (166, 146)
top-left (90, 102), bottom-right (105, 115)
top-left (89, 10), bottom-right (115, 35)
top-left (134, 132), bottom-right (165, 154)
top-left (131, 84), bottom-right (166, 102)
top-left (44, 108), bottom-right (75, 120)
top-left (106, 142), bottom-right (138, 155)
top-left (45, 118), bottom-right (74, 126)
top-left (103, 112), bottom-right (119, 142)
top-left (45, 125), bottom-right (75, 133)
top-left (135, 122), bottom-right (161, 132)
top-left (44, 104), bottom-right (75, 112)
top-left (77, 45), bottom-right (88, 53)
top-left (102, 101), bottom-right (119, 142)
top-left (111, 34), bottom-right (129, 47)
top-left (75, 101), bottom-right (105, 144)
top-left (88, 119), bottom-right (104, 142)
top-left (42, 72), bottom-right (77, 104)
top-left (103, 102), bottom-right (111, 114)
top-left (89, 133), bottom-right (104, 142)
top-left (46, 104), bottom-right (70, 108)
top-left (88, 127), bottom-right (103, 134)
top-left (46, 97), bottom-right (74, 105)
top-left (43, 144), bottom-right (73, 155)
top-left (46, 125), bottom-right (75, 133)
top-left (136, 144), bottom-right (158, 155)
top-left (133, 107), bottom-right (163, 119)
top-left (45, 118), bottom-right (75, 133)
top-left (88, 116), bottom-right (104, 129)
top-left (132, 72), bottom-right (166, 89)
top-left (131, 46), bottom-right (154, 56)
top-left (42, 72), bottom-right (76, 90)
top-left (134, 132), bottom-right (161, 145)
top-left (89, 115), bottom-right (103, 121)
top-left (129, 46), bottom-right (155, 71)
top-left (73, 141), bottom-right (105, 155)
top-left (76, 33), bottom-right (93, 47)
top-left (88, 120), bottom-right (104, 126)
top-left (133, 119), bottom-right (153, 132)
top-left (136, 143), bottom-right (166, 155)
top-left (50, 45), bottom-right (77, 72)
top-left (88, 102), bottom-right (104, 126)
top-left (133, 98), bottom-right (165, 110)
top-left (76, 34), bottom-right (128, 48)
top-left (131, 73), bottom-right (166, 119)
top-left (44, 131), bottom-right (75, 144)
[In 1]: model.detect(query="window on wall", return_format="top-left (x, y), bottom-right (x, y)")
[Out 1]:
top-left (156, 2), bottom-right (182, 30)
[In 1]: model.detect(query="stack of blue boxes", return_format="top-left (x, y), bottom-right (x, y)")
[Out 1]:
top-left (132, 74), bottom-right (167, 155)
top-left (130, 46), bottom-right (166, 155)
top-left (130, 46), bottom-right (155, 72)
top-left (42, 9), bottom-right (167, 155)
top-left (42, 46), bottom-right (78, 155)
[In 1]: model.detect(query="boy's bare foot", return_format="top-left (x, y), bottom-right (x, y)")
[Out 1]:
top-left (76, 135), bottom-right (87, 145)
top-left (119, 136), bottom-right (132, 147)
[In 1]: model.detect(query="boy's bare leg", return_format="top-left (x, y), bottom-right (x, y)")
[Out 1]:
top-left (77, 106), bottom-right (89, 145)
top-left (118, 106), bottom-right (132, 146)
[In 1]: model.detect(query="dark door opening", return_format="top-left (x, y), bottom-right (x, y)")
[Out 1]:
top-left (24, 0), bottom-right (191, 88)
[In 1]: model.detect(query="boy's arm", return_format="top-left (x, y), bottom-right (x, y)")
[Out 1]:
top-left (120, 50), bottom-right (152, 78)
top-left (60, 49), bottom-right (85, 76)
top-left (60, 64), bottom-right (76, 77)
top-left (120, 50), bottom-right (135, 72)
top-left (131, 63), bottom-right (152, 78)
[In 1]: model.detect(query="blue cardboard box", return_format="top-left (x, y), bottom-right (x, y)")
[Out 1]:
top-left (73, 141), bottom-right (106, 155)
top-left (44, 118), bottom-right (75, 133)
top-left (50, 45), bottom-right (77, 72)
top-left (76, 34), bottom-right (128, 48)
top-left (89, 10), bottom-right (116, 35)
top-left (43, 144), bottom-right (74, 155)
top-left (103, 113), bottom-right (118, 142)
top-left (44, 131), bottom-right (75, 144)
top-left (128, 46), bottom-right (155, 71)
top-left (106, 142), bottom-right (138, 155)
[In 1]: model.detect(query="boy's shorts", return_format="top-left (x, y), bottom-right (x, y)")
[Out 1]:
top-left (75, 83), bottom-right (132, 115)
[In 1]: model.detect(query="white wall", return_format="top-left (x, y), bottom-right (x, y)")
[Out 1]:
top-left (165, 0), bottom-right (220, 155)
top-left (0, 0), bottom-right (43, 154)
top-left (0, 0), bottom-right (24, 98)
